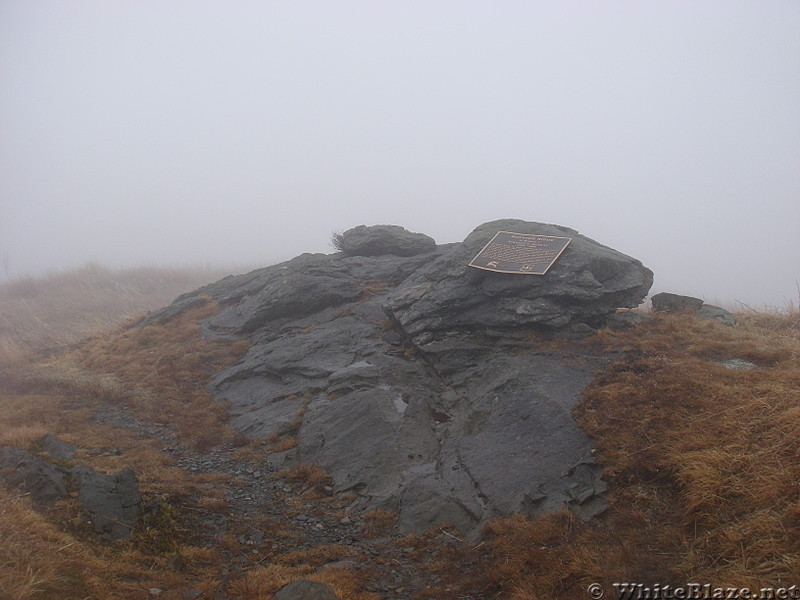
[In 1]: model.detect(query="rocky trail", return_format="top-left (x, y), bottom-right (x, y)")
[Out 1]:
top-left (90, 394), bottom-right (485, 599)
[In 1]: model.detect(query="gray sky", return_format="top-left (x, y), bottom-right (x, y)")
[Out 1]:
top-left (1, 1), bottom-right (798, 308)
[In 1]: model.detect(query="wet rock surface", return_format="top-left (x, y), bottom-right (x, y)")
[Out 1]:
top-left (145, 220), bottom-right (653, 535)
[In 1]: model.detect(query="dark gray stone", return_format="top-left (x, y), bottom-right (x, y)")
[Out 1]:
top-left (0, 447), bottom-right (68, 505)
top-left (143, 220), bottom-right (654, 534)
top-left (383, 220), bottom-right (652, 344)
top-left (275, 578), bottom-right (340, 600)
top-left (564, 459), bottom-right (609, 521)
top-left (697, 304), bottom-right (737, 326)
top-left (339, 224), bottom-right (436, 257)
top-left (605, 310), bottom-right (653, 330)
top-left (71, 465), bottom-right (141, 540)
top-left (40, 434), bottom-right (76, 461)
top-left (651, 292), bottom-right (704, 312)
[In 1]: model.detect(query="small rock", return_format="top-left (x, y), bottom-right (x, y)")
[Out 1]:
top-left (605, 311), bottom-right (652, 330)
top-left (71, 465), bottom-right (141, 541)
top-left (40, 434), bottom-right (76, 461)
top-left (0, 447), bottom-right (69, 505)
top-left (718, 358), bottom-right (757, 371)
top-left (148, 588), bottom-right (162, 597)
top-left (697, 304), bottom-right (737, 326)
top-left (275, 578), bottom-right (340, 600)
top-left (651, 292), bottom-right (704, 312)
top-left (340, 224), bottom-right (436, 258)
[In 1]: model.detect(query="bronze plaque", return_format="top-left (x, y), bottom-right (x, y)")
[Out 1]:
top-left (469, 231), bottom-right (572, 275)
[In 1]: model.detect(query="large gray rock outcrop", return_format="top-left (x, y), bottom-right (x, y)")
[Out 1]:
top-left (146, 220), bottom-right (652, 534)
top-left (384, 219), bottom-right (653, 344)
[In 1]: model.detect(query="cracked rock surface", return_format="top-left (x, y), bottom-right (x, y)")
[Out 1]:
top-left (145, 220), bottom-right (652, 534)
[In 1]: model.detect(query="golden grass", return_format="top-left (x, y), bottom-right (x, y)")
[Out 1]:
top-left (40, 301), bottom-right (251, 450)
top-left (0, 487), bottom-right (87, 600)
top-left (359, 509), bottom-right (397, 538)
top-left (0, 263), bottom-right (232, 355)
top-left (275, 464), bottom-right (334, 489)
top-left (476, 308), bottom-right (800, 598)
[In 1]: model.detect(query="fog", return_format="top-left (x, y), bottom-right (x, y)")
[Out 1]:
top-left (2, 1), bottom-right (798, 308)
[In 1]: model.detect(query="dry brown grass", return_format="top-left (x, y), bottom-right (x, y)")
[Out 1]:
top-left (475, 308), bottom-right (800, 598)
top-left (232, 562), bottom-right (380, 600)
top-left (0, 265), bottom-right (255, 599)
top-left (359, 509), bottom-right (397, 538)
top-left (44, 301), bottom-right (250, 449)
top-left (275, 464), bottom-right (334, 490)
top-left (0, 263), bottom-right (232, 356)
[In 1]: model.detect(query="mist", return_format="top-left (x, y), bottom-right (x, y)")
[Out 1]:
top-left (1, 1), bottom-right (798, 309)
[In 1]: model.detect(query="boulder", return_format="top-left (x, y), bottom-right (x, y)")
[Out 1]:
top-left (651, 292), bottom-right (704, 312)
top-left (0, 447), bottom-right (68, 505)
top-left (71, 465), bottom-right (141, 540)
top-left (383, 219), bottom-right (653, 344)
top-left (339, 224), bottom-right (436, 257)
top-left (650, 292), bottom-right (736, 326)
top-left (697, 304), bottom-right (736, 326)
top-left (275, 579), bottom-right (340, 600)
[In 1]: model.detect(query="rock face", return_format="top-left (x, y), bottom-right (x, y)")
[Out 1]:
top-left (385, 220), bottom-right (653, 344)
top-left (145, 221), bottom-right (653, 534)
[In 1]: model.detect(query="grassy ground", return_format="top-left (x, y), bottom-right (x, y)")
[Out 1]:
top-left (1, 266), bottom-right (798, 599)
top-left (474, 309), bottom-right (800, 599)
top-left (0, 263), bottom-right (235, 358)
